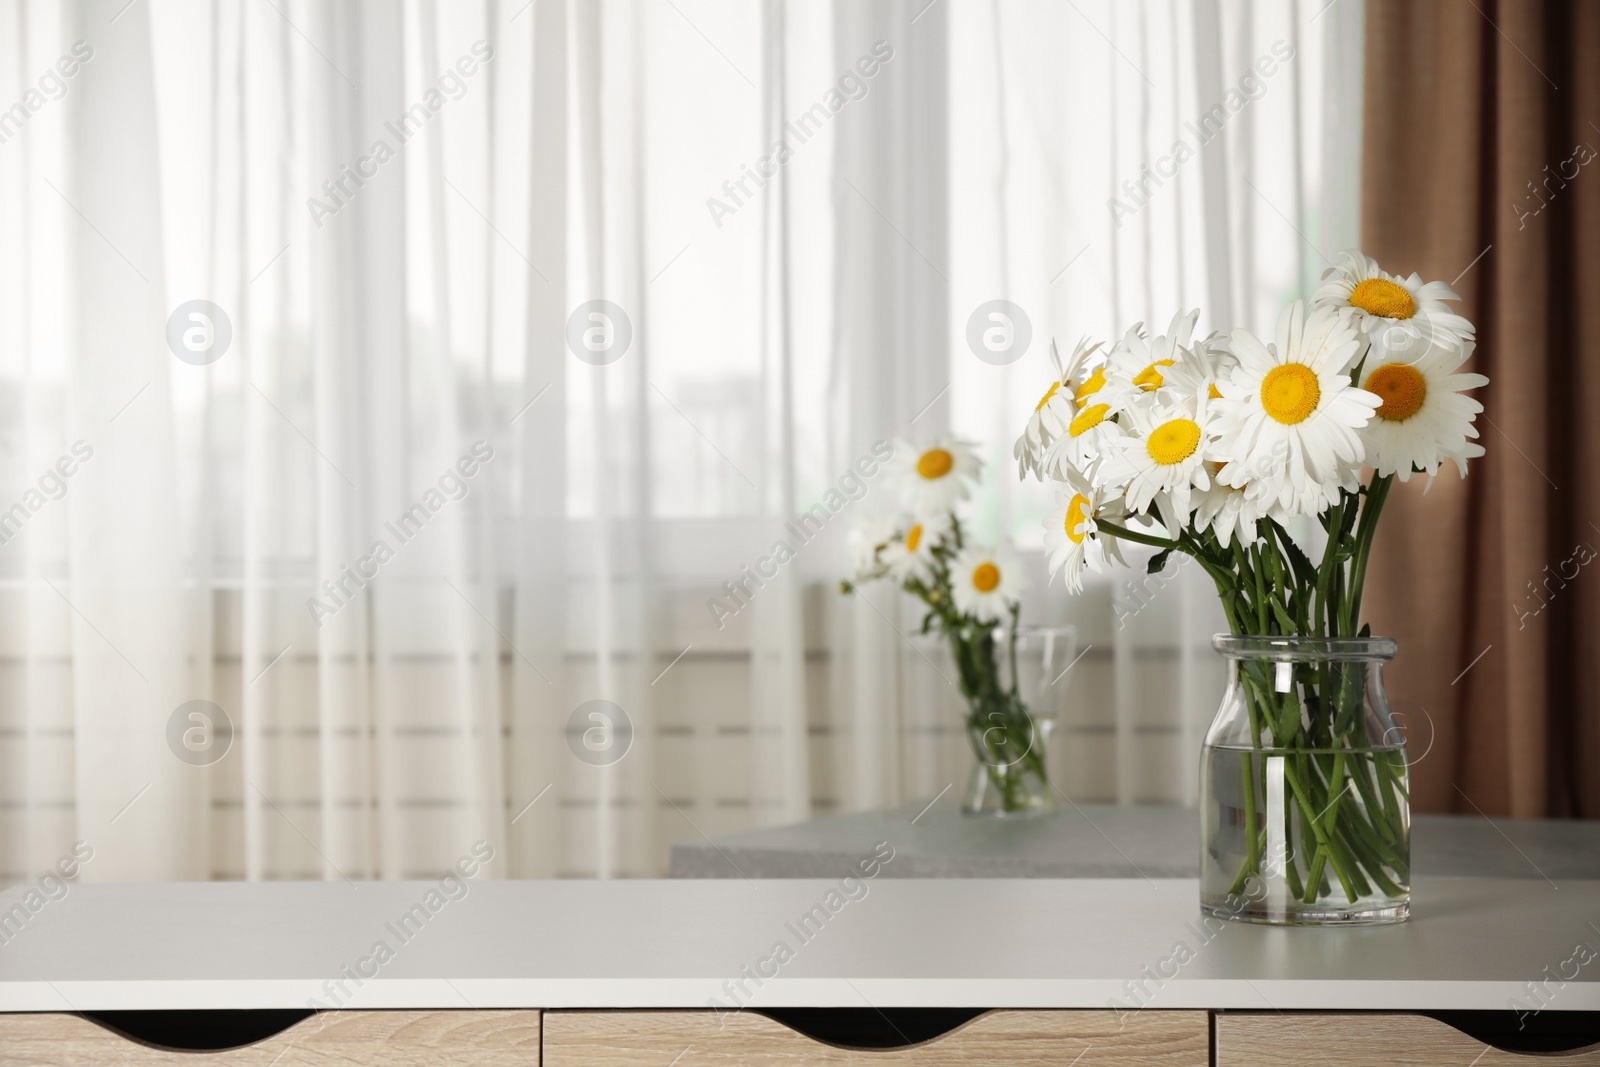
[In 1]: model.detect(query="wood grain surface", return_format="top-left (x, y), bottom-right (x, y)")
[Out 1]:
top-left (544, 1009), bottom-right (1208, 1066)
top-left (1216, 1012), bottom-right (1600, 1065)
top-left (0, 1009), bottom-right (540, 1066)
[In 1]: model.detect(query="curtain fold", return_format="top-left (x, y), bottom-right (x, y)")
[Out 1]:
top-left (827, 0), bottom-right (951, 812)
top-left (1361, 0), bottom-right (1600, 818)
top-left (63, 0), bottom-right (201, 880)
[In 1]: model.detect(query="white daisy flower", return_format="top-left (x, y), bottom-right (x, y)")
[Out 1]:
top-left (1043, 477), bottom-right (1126, 593)
top-left (847, 516), bottom-right (900, 582)
top-left (1191, 477), bottom-right (1256, 548)
top-left (1214, 302), bottom-right (1380, 516)
top-left (1014, 339), bottom-right (1096, 480)
top-left (882, 512), bottom-right (953, 582)
top-left (1104, 310), bottom-right (1201, 397)
top-left (1098, 392), bottom-right (1214, 536)
top-left (950, 545), bottom-right (1023, 623)
top-left (1188, 462), bottom-right (1293, 548)
top-left (1071, 364), bottom-right (1111, 406)
top-left (1313, 250), bottom-right (1474, 359)
top-left (1162, 331), bottom-right (1237, 405)
top-left (1359, 339), bottom-right (1490, 485)
top-left (888, 437), bottom-right (982, 513)
top-left (1063, 334), bottom-right (1131, 412)
top-left (1040, 371), bottom-right (1133, 483)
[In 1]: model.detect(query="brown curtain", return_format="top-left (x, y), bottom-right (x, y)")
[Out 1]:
top-left (1361, 0), bottom-right (1600, 818)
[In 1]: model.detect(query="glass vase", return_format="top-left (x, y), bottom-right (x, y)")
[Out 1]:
top-left (1200, 635), bottom-right (1410, 925)
top-left (959, 625), bottom-right (1075, 818)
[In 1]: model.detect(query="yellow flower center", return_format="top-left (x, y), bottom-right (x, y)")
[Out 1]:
top-left (905, 524), bottom-right (923, 552)
top-left (1349, 277), bottom-right (1416, 320)
top-left (1207, 383), bottom-right (1222, 399)
top-left (1146, 418), bottom-right (1202, 465)
top-left (1069, 403), bottom-right (1109, 438)
top-left (916, 449), bottom-right (953, 479)
top-left (1260, 363), bottom-right (1321, 425)
top-left (1064, 494), bottom-right (1090, 545)
top-left (972, 562), bottom-right (1000, 592)
top-left (1074, 367), bottom-right (1107, 406)
top-left (1133, 359), bottom-right (1175, 391)
top-left (1034, 380), bottom-right (1061, 412)
top-left (1364, 362), bottom-right (1428, 421)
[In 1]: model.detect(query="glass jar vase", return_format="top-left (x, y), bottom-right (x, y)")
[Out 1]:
top-left (957, 624), bottom-right (1076, 817)
top-left (1200, 636), bottom-right (1410, 925)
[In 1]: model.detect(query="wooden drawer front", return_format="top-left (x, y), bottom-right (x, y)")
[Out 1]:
top-left (0, 1009), bottom-right (540, 1066)
top-left (545, 1009), bottom-right (1208, 1066)
top-left (1217, 1013), bottom-right (1600, 1065)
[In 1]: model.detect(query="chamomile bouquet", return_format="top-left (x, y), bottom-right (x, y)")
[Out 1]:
top-left (1016, 251), bottom-right (1488, 919)
top-left (842, 439), bottom-right (1051, 815)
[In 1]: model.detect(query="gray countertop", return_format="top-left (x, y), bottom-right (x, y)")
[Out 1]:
top-left (0, 808), bottom-right (1591, 1012)
top-left (2, 878), bottom-right (1598, 1011)
top-left (669, 802), bottom-right (1600, 881)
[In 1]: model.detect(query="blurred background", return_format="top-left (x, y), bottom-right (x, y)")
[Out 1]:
top-left (0, 0), bottom-right (1591, 884)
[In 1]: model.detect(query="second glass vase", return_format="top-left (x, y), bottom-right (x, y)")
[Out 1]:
top-left (958, 624), bottom-right (1076, 818)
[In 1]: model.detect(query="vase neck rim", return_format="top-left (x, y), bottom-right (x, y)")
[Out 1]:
top-left (1212, 634), bottom-right (1397, 661)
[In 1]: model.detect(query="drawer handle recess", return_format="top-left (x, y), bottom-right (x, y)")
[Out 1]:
top-left (81, 1009), bottom-right (316, 1051)
top-left (755, 1008), bottom-right (988, 1049)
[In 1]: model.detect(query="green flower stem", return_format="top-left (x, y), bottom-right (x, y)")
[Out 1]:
top-left (1302, 848), bottom-right (1329, 904)
top-left (1314, 498), bottom-right (1345, 638)
top-left (1322, 752), bottom-right (1347, 826)
top-left (1238, 541), bottom-right (1268, 633)
top-left (1344, 804), bottom-right (1405, 882)
top-left (1007, 603), bottom-right (1022, 702)
top-left (1331, 825), bottom-right (1395, 902)
top-left (1228, 751), bottom-right (1261, 897)
top-left (1343, 472), bottom-right (1393, 635)
top-left (1349, 749), bottom-right (1395, 841)
top-left (1283, 830), bottom-right (1307, 900)
top-left (1381, 751), bottom-right (1410, 808)
top-left (1282, 759), bottom-right (1359, 903)
top-left (1096, 520), bottom-right (1180, 552)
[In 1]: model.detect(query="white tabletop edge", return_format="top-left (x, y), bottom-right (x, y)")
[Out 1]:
top-left (4, 978), bottom-right (1599, 1013)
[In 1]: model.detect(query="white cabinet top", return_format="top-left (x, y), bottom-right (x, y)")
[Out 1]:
top-left (1, 877), bottom-right (1596, 1011)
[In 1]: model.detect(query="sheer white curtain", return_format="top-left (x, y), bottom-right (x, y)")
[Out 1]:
top-left (0, 0), bottom-right (1362, 883)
